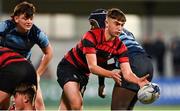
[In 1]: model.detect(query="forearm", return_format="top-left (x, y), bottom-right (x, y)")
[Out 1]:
top-left (120, 62), bottom-right (139, 85)
top-left (37, 54), bottom-right (52, 76)
top-left (89, 65), bottom-right (113, 78)
top-left (123, 71), bottom-right (139, 85)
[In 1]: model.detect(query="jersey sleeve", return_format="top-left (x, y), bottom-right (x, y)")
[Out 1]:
top-left (0, 21), bottom-right (7, 36)
top-left (116, 41), bottom-right (129, 63)
top-left (82, 31), bottom-right (97, 54)
top-left (37, 30), bottom-right (49, 48)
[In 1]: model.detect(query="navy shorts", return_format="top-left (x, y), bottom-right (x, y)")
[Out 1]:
top-left (0, 61), bottom-right (37, 94)
top-left (57, 58), bottom-right (89, 95)
top-left (115, 53), bottom-right (153, 92)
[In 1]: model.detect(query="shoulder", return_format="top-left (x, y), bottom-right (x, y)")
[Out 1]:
top-left (85, 29), bottom-right (103, 38)
top-left (90, 28), bottom-right (103, 35)
top-left (30, 24), bottom-right (41, 33)
top-left (83, 29), bottom-right (103, 41)
top-left (120, 28), bottom-right (135, 39)
top-left (122, 28), bottom-right (132, 35)
top-left (0, 19), bottom-right (15, 29)
top-left (29, 24), bottom-right (48, 38)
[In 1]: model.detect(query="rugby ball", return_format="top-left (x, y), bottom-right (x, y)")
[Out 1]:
top-left (137, 83), bottom-right (160, 104)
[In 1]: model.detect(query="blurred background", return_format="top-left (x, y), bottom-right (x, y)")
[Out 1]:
top-left (1, 0), bottom-right (180, 110)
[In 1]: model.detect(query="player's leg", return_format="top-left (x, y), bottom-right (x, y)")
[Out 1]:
top-left (59, 81), bottom-right (83, 110)
top-left (111, 85), bottom-right (137, 110)
top-left (35, 85), bottom-right (45, 110)
top-left (0, 92), bottom-right (10, 110)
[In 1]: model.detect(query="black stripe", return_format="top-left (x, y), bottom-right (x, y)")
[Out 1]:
top-left (69, 49), bottom-right (89, 74)
top-left (117, 51), bottom-right (128, 59)
top-left (69, 49), bottom-right (81, 67)
top-left (82, 39), bottom-right (95, 47)
top-left (76, 48), bottom-right (86, 64)
top-left (0, 50), bottom-right (13, 55)
top-left (117, 41), bottom-right (123, 50)
top-left (88, 31), bottom-right (97, 44)
top-left (100, 30), bottom-right (104, 44)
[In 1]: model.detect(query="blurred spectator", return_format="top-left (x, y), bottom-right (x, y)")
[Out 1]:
top-left (35, 55), bottom-right (54, 80)
top-left (170, 35), bottom-right (180, 76)
top-left (153, 32), bottom-right (166, 76)
top-left (141, 36), bottom-right (154, 57)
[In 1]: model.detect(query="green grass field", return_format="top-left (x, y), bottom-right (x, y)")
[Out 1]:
top-left (46, 105), bottom-right (180, 110)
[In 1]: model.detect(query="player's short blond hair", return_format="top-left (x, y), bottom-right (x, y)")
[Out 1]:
top-left (107, 8), bottom-right (126, 22)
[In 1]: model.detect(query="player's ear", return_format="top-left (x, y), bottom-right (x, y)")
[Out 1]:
top-left (14, 16), bottom-right (19, 23)
top-left (23, 95), bottom-right (29, 103)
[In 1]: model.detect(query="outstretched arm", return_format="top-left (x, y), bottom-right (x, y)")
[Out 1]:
top-left (86, 53), bottom-right (121, 85)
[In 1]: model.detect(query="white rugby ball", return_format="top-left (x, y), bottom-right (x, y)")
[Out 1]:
top-left (137, 83), bottom-right (160, 104)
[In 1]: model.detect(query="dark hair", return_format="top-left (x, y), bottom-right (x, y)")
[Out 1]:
top-left (14, 83), bottom-right (37, 103)
top-left (12, 1), bottom-right (35, 18)
top-left (107, 8), bottom-right (126, 22)
top-left (88, 9), bottom-right (107, 28)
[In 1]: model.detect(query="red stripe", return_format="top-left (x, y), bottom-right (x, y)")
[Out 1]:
top-left (0, 47), bottom-right (12, 51)
top-left (1, 58), bottom-right (26, 67)
top-left (72, 48), bottom-right (87, 67)
top-left (0, 52), bottom-right (23, 65)
top-left (118, 57), bottom-right (129, 63)
top-left (65, 53), bottom-right (76, 66)
top-left (83, 47), bottom-right (96, 54)
top-left (117, 43), bottom-right (127, 54)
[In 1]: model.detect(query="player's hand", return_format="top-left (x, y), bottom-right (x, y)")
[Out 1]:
top-left (98, 85), bottom-right (106, 98)
top-left (138, 74), bottom-right (150, 88)
top-left (111, 70), bottom-right (122, 86)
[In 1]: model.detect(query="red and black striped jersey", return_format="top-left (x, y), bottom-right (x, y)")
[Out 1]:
top-left (0, 47), bottom-right (26, 68)
top-left (64, 28), bottom-right (129, 75)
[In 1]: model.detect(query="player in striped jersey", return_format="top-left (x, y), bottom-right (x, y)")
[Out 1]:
top-left (0, 47), bottom-right (37, 109)
top-left (88, 9), bottom-right (153, 110)
top-left (57, 8), bottom-right (149, 110)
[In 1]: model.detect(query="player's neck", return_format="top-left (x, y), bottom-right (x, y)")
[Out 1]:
top-left (105, 29), bottom-right (115, 41)
top-left (23, 104), bottom-right (34, 110)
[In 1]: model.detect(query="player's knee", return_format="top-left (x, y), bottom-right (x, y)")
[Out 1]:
top-left (70, 99), bottom-right (83, 110)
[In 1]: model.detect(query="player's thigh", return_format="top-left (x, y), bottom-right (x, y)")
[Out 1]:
top-left (112, 86), bottom-right (136, 103)
top-left (111, 86), bottom-right (137, 110)
top-left (63, 81), bottom-right (82, 105)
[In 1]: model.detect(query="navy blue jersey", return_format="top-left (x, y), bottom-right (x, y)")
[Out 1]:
top-left (0, 20), bottom-right (49, 60)
top-left (120, 29), bottom-right (145, 55)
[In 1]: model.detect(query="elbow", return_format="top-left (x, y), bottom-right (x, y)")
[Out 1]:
top-left (88, 65), bottom-right (96, 73)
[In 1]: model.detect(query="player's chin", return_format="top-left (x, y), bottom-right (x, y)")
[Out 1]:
top-left (24, 27), bottom-right (31, 31)
top-left (114, 32), bottom-right (121, 37)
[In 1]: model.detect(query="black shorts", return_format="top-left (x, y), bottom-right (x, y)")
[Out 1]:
top-left (115, 53), bottom-right (153, 92)
top-left (57, 58), bottom-right (89, 95)
top-left (0, 61), bottom-right (37, 94)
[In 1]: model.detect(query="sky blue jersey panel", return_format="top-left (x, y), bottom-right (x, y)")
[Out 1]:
top-left (119, 29), bottom-right (145, 54)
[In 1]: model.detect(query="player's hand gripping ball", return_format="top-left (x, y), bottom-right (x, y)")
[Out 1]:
top-left (138, 83), bottom-right (160, 104)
